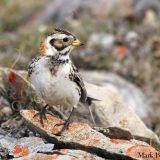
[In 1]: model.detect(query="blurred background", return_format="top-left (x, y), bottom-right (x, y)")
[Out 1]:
top-left (0, 0), bottom-right (160, 135)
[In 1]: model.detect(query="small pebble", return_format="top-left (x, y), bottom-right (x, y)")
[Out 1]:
top-left (1, 107), bottom-right (12, 116)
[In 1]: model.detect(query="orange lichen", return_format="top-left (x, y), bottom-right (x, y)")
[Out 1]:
top-left (127, 144), bottom-right (159, 160)
top-left (33, 155), bottom-right (41, 160)
top-left (24, 109), bottom-right (65, 133)
top-left (29, 109), bottom-right (37, 116)
top-left (8, 71), bottom-right (16, 83)
top-left (94, 139), bottom-right (100, 144)
top-left (44, 154), bottom-right (60, 160)
top-left (52, 126), bottom-right (62, 134)
top-left (60, 149), bottom-right (69, 152)
top-left (110, 139), bottom-right (129, 144)
top-left (117, 46), bottom-right (128, 57)
top-left (127, 144), bottom-right (140, 153)
top-left (46, 114), bottom-right (63, 124)
top-left (80, 133), bottom-right (101, 146)
top-left (68, 122), bottom-right (88, 133)
top-left (39, 42), bottom-right (48, 56)
top-left (13, 145), bottom-right (29, 157)
top-left (70, 157), bottom-right (77, 160)
top-left (80, 134), bottom-right (90, 141)
top-left (123, 0), bottom-right (132, 6)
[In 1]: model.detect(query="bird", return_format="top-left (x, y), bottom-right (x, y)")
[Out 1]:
top-left (28, 28), bottom-right (96, 135)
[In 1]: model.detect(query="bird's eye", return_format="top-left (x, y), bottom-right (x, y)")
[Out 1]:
top-left (63, 37), bottom-right (69, 42)
top-left (50, 39), bottom-right (55, 46)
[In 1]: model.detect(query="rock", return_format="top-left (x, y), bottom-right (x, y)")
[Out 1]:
top-left (0, 67), bottom-right (40, 114)
top-left (0, 67), bottom-right (158, 147)
top-left (125, 31), bottom-right (140, 49)
top-left (21, 109), bottom-right (160, 160)
top-left (0, 135), bottom-right (54, 159)
top-left (0, 68), bottom-right (31, 102)
top-left (0, 131), bottom-right (105, 160)
top-left (81, 81), bottom-right (159, 146)
top-left (81, 70), bottom-right (151, 120)
top-left (19, 0), bottom-right (137, 32)
top-left (87, 33), bottom-right (115, 50)
top-left (12, 150), bottom-right (105, 160)
top-left (94, 127), bottom-right (133, 140)
top-left (133, 0), bottom-right (160, 20)
top-left (143, 9), bottom-right (158, 26)
top-left (0, 97), bottom-right (10, 108)
top-left (1, 107), bottom-right (12, 116)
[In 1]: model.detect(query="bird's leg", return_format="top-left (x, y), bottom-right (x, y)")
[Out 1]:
top-left (80, 101), bottom-right (96, 126)
top-left (33, 104), bottom-right (48, 125)
top-left (55, 106), bottom-right (76, 136)
top-left (88, 105), bottom-right (96, 126)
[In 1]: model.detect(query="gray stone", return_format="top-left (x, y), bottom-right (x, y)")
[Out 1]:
top-left (81, 70), bottom-right (151, 120)
top-left (0, 135), bottom-right (54, 158)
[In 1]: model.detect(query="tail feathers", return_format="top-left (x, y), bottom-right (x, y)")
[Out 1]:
top-left (86, 97), bottom-right (101, 105)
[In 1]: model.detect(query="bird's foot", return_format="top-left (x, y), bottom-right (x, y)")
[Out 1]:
top-left (33, 104), bottom-right (48, 126)
top-left (54, 119), bottom-right (73, 136)
top-left (54, 107), bottom-right (76, 136)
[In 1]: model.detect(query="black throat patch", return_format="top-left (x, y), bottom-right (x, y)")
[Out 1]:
top-left (47, 55), bottom-right (69, 65)
top-left (47, 55), bottom-right (70, 76)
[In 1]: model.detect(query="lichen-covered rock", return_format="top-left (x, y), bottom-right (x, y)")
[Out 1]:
top-left (81, 81), bottom-right (159, 145)
top-left (0, 135), bottom-right (54, 158)
top-left (0, 67), bottom-right (159, 148)
top-left (21, 109), bottom-right (160, 160)
top-left (12, 150), bottom-right (105, 160)
top-left (0, 134), bottom-right (105, 160)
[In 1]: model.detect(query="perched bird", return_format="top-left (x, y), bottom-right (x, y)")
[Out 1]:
top-left (28, 28), bottom-right (96, 135)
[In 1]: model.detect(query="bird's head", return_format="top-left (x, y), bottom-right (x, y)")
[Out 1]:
top-left (39, 28), bottom-right (83, 58)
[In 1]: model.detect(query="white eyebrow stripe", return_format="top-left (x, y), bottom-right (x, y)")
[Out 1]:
top-left (52, 34), bottom-right (67, 39)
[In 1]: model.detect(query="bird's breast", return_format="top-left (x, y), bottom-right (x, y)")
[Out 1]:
top-left (30, 58), bottom-right (80, 107)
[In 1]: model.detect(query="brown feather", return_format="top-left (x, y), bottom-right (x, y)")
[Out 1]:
top-left (39, 42), bottom-right (48, 56)
top-left (49, 28), bottom-right (76, 40)
top-left (69, 63), bottom-right (87, 103)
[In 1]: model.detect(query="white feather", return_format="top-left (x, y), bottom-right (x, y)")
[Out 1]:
top-left (30, 57), bottom-right (80, 108)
